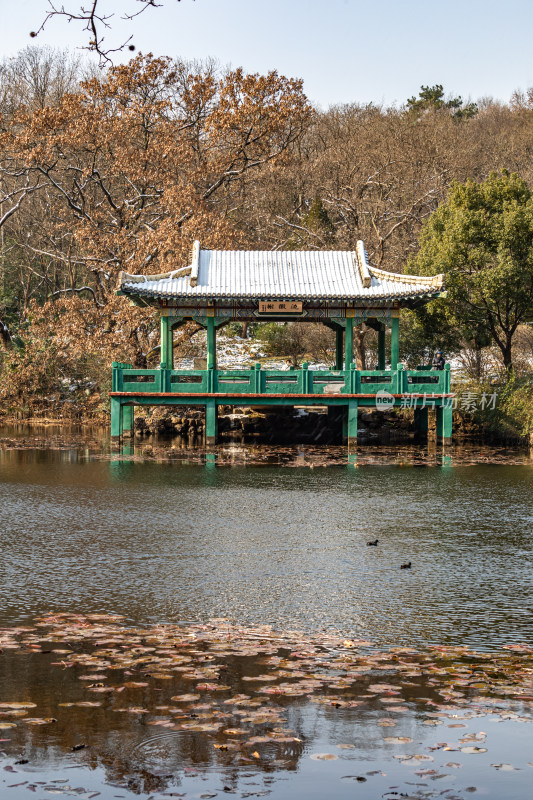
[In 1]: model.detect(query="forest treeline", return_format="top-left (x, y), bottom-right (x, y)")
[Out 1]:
top-left (0, 47), bottom-right (532, 421)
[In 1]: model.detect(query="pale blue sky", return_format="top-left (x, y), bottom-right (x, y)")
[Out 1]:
top-left (2, 0), bottom-right (533, 108)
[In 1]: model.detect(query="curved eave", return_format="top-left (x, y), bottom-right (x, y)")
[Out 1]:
top-left (117, 286), bottom-right (445, 304)
top-left (116, 243), bottom-right (445, 303)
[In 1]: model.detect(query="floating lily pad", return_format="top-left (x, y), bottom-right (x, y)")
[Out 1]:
top-left (383, 736), bottom-right (413, 744)
top-left (310, 753), bottom-right (338, 760)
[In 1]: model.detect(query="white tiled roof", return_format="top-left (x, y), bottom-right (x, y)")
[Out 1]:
top-left (118, 241), bottom-right (444, 301)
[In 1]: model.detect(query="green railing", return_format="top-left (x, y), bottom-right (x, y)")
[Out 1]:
top-left (112, 362), bottom-right (451, 396)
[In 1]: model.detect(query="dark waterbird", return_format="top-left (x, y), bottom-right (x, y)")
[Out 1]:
top-left (367, 539), bottom-right (379, 546)
top-left (400, 561), bottom-right (412, 569)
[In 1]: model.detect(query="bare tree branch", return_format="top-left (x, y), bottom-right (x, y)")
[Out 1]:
top-left (0, 180), bottom-right (46, 229)
top-left (273, 216), bottom-right (326, 247)
top-left (50, 285), bottom-right (104, 306)
top-left (31, 1), bottom-right (193, 65)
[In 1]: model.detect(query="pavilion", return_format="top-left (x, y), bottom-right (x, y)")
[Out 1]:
top-left (112, 241), bottom-right (452, 444)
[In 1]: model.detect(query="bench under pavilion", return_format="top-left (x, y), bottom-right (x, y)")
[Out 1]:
top-left (112, 240), bottom-right (453, 444)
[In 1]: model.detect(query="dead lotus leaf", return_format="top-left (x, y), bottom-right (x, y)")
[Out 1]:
top-left (188, 723), bottom-right (222, 732)
top-left (222, 694), bottom-right (250, 705)
top-left (395, 754), bottom-right (434, 762)
top-left (461, 746), bottom-right (488, 754)
top-left (368, 684), bottom-right (396, 693)
top-left (119, 706), bottom-right (149, 714)
top-left (223, 728), bottom-right (248, 735)
top-left (310, 753), bottom-right (338, 760)
top-left (147, 720), bottom-right (176, 728)
top-left (196, 683), bottom-right (231, 692)
top-left (383, 737), bottom-right (413, 744)
top-left (75, 701), bottom-right (102, 707)
top-left (88, 686), bottom-right (115, 693)
top-left (0, 710), bottom-right (28, 718)
top-left (170, 694), bottom-right (201, 703)
top-left (122, 682), bottom-right (149, 688)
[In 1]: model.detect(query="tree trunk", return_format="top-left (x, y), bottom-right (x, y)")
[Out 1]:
top-left (473, 344), bottom-right (482, 381)
top-left (241, 322), bottom-right (249, 339)
top-left (133, 351), bottom-right (147, 368)
top-left (354, 326), bottom-right (367, 370)
top-left (502, 335), bottom-right (513, 372)
top-left (130, 327), bottom-right (147, 368)
top-left (0, 319), bottom-right (12, 349)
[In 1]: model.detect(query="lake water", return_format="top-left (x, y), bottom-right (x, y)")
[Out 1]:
top-left (1, 429), bottom-right (533, 799)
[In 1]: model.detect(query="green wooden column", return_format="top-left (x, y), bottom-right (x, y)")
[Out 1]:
top-left (205, 399), bottom-right (218, 445)
top-left (253, 362), bottom-right (262, 392)
top-left (335, 326), bottom-right (344, 370)
top-left (160, 315), bottom-right (173, 370)
top-left (347, 399), bottom-right (358, 446)
top-left (414, 406), bottom-right (428, 436)
top-left (328, 405), bottom-right (341, 428)
top-left (390, 315), bottom-right (400, 370)
top-left (444, 362), bottom-right (451, 393)
top-left (206, 316), bottom-right (216, 370)
top-left (160, 315), bottom-right (167, 368)
top-left (378, 324), bottom-right (386, 369)
top-left (110, 397), bottom-right (123, 439)
top-left (111, 361), bottom-right (119, 392)
top-left (122, 405), bottom-right (134, 436)
top-left (345, 316), bottom-right (354, 369)
top-left (436, 403), bottom-right (453, 442)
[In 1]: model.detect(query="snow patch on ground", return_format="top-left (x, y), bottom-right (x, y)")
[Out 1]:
top-left (175, 332), bottom-right (293, 370)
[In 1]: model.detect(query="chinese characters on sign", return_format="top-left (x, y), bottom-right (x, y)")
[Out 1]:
top-left (397, 391), bottom-right (498, 411)
top-left (258, 301), bottom-right (303, 314)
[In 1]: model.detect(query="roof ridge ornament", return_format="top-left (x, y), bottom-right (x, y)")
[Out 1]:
top-left (367, 263), bottom-right (444, 289)
top-left (117, 264), bottom-right (193, 287)
top-left (355, 240), bottom-right (372, 288)
top-left (190, 240), bottom-right (200, 287)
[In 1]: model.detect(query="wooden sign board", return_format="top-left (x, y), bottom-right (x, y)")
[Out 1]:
top-left (258, 301), bottom-right (303, 314)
